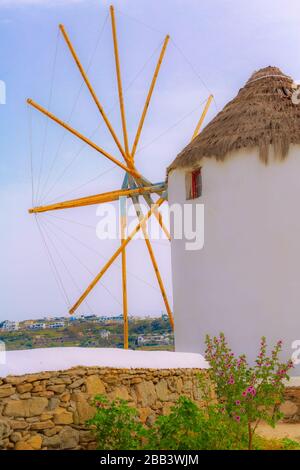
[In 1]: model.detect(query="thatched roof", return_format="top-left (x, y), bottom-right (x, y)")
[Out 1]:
top-left (168, 66), bottom-right (300, 172)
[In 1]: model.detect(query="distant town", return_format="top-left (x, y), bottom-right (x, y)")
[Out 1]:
top-left (0, 314), bottom-right (174, 351)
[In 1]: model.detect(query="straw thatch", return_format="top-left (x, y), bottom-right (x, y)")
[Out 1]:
top-left (168, 67), bottom-right (300, 172)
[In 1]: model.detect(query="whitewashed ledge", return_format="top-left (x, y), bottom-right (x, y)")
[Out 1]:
top-left (0, 347), bottom-right (209, 377)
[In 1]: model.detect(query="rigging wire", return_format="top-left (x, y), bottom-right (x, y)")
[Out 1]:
top-left (28, 8), bottom-right (217, 318)
top-left (34, 215), bottom-right (70, 308)
top-left (35, 29), bottom-right (60, 206)
top-left (123, 39), bottom-right (164, 91)
top-left (114, 7), bottom-right (166, 36)
top-left (40, 89), bottom-right (209, 207)
top-left (170, 38), bottom-right (219, 113)
top-left (38, 220), bottom-right (106, 314)
top-left (41, 217), bottom-right (122, 308)
top-left (33, 12), bottom-right (217, 207)
top-left (135, 98), bottom-right (208, 155)
top-left (114, 7), bottom-right (217, 111)
top-left (39, 217), bottom-right (97, 313)
top-left (40, 213), bottom-right (163, 294)
top-left (28, 105), bottom-right (34, 207)
top-left (41, 212), bottom-right (97, 230)
top-left (43, 165), bottom-right (118, 206)
top-left (39, 36), bottom-right (166, 206)
top-left (38, 13), bottom-right (110, 204)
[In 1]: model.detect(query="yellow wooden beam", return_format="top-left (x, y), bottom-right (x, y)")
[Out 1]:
top-left (28, 184), bottom-right (166, 214)
top-left (27, 99), bottom-right (141, 179)
top-left (110, 6), bottom-right (131, 161)
top-left (129, 176), bottom-right (170, 240)
top-left (69, 196), bottom-right (166, 314)
top-left (131, 196), bottom-right (174, 330)
top-left (120, 196), bottom-right (128, 349)
top-left (143, 192), bottom-right (171, 241)
top-left (191, 94), bottom-right (213, 141)
top-left (131, 35), bottom-right (170, 160)
top-left (59, 24), bottom-right (132, 168)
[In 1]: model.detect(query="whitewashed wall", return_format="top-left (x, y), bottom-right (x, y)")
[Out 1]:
top-left (168, 146), bottom-right (300, 374)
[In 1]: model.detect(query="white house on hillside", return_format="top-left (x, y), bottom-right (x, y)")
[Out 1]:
top-left (168, 66), bottom-right (300, 374)
top-left (1, 320), bottom-right (19, 331)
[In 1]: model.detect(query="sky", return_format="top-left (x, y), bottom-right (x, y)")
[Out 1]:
top-left (1, 0), bottom-right (300, 321)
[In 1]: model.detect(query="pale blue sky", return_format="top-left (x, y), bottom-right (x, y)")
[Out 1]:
top-left (1, 0), bottom-right (300, 320)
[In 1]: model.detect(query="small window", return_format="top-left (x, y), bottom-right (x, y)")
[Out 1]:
top-left (186, 168), bottom-right (202, 200)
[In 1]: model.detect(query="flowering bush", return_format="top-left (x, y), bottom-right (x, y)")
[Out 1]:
top-left (204, 333), bottom-right (294, 449)
top-left (87, 335), bottom-right (294, 450)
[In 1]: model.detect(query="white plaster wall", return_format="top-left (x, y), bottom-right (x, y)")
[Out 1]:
top-left (168, 146), bottom-right (300, 374)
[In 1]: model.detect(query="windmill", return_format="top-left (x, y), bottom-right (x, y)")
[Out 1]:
top-left (27, 5), bottom-right (212, 349)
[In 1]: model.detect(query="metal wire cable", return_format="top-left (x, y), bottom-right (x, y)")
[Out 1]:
top-left (43, 166), bottom-right (118, 206)
top-left (38, 13), bottom-right (110, 204)
top-left (40, 213), bottom-right (162, 294)
top-left (28, 105), bottom-right (34, 207)
top-left (35, 215), bottom-right (70, 307)
top-left (114, 7), bottom-right (165, 36)
top-left (135, 98), bottom-right (208, 155)
top-left (39, 37), bottom-right (164, 205)
top-left (39, 217), bottom-right (97, 313)
top-left (170, 38), bottom-right (218, 113)
top-left (35, 30), bottom-right (60, 205)
top-left (41, 213), bottom-right (96, 230)
top-left (41, 217), bottom-right (123, 308)
top-left (38, 220), bottom-right (93, 313)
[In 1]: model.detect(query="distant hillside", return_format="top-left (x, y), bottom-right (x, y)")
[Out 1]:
top-left (0, 317), bottom-right (174, 351)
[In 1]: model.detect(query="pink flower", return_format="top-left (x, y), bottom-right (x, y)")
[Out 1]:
top-left (234, 416), bottom-right (241, 422)
top-left (235, 400), bottom-right (241, 406)
top-left (242, 391), bottom-right (247, 397)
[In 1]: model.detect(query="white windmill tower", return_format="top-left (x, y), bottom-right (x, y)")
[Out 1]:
top-left (168, 67), bottom-right (300, 374)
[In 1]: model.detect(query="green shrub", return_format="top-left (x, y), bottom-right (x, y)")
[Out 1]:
top-left (87, 395), bottom-right (144, 450)
top-left (145, 395), bottom-right (248, 450)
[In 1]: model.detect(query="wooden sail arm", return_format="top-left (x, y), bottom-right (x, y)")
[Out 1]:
top-left (191, 94), bottom-right (213, 141)
top-left (129, 175), bottom-right (171, 240)
top-left (28, 183), bottom-right (166, 214)
top-left (27, 99), bottom-right (141, 179)
top-left (131, 35), bottom-right (170, 160)
top-left (143, 192), bottom-right (171, 241)
top-left (69, 195), bottom-right (166, 314)
top-left (59, 24), bottom-right (132, 168)
top-left (130, 194), bottom-right (174, 330)
top-left (110, 6), bottom-right (130, 160)
top-left (120, 192), bottom-right (128, 349)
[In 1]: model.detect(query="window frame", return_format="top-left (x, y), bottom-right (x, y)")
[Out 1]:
top-left (185, 167), bottom-right (202, 200)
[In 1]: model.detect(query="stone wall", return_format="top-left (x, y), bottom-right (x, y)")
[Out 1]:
top-left (0, 367), bottom-right (205, 450)
top-left (281, 387), bottom-right (300, 423)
